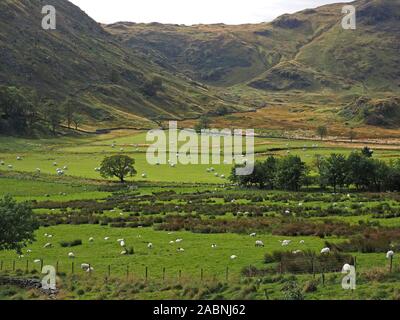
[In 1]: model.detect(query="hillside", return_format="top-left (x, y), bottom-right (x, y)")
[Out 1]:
top-left (0, 0), bottom-right (241, 130)
top-left (106, 0), bottom-right (400, 94)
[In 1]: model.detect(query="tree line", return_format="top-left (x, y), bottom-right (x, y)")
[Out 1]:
top-left (230, 147), bottom-right (400, 192)
top-left (0, 85), bottom-right (82, 135)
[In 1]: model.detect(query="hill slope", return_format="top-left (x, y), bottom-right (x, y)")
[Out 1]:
top-left (106, 0), bottom-right (400, 94)
top-left (0, 0), bottom-right (241, 128)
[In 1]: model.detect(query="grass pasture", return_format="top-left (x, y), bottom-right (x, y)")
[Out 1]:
top-left (1, 129), bottom-right (400, 300)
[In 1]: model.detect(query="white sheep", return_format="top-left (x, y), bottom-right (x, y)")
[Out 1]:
top-left (7, 165), bottom-right (13, 169)
top-left (43, 243), bottom-right (52, 248)
top-left (81, 263), bottom-right (90, 270)
top-left (36, 168), bottom-right (41, 173)
top-left (175, 239), bottom-right (183, 243)
top-left (230, 255), bottom-right (237, 260)
top-left (34, 259), bottom-right (41, 264)
top-left (169, 241), bottom-right (175, 244)
top-left (292, 250), bottom-right (302, 254)
top-left (0, 160), bottom-right (4, 165)
top-left (321, 247), bottom-right (331, 254)
top-left (250, 233), bottom-right (257, 237)
top-left (120, 240), bottom-right (126, 247)
top-left (121, 250), bottom-right (127, 255)
top-left (211, 244), bottom-right (217, 248)
top-left (255, 240), bottom-right (264, 247)
top-left (141, 173), bottom-right (147, 178)
top-left (68, 252), bottom-right (75, 258)
top-left (387, 250), bottom-right (395, 259)
top-left (177, 248), bottom-right (185, 252)
top-left (89, 237), bottom-right (94, 242)
top-left (148, 243), bottom-right (153, 249)
top-left (281, 240), bottom-right (291, 246)
top-left (299, 240), bottom-right (305, 244)
top-left (16, 156), bottom-right (22, 161)
top-left (53, 162), bottom-right (57, 166)
top-left (26, 249), bottom-right (32, 253)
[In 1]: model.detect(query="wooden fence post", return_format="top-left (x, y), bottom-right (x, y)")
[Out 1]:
top-left (226, 267), bottom-right (229, 282)
top-left (40, 260), bottom-right (44, 272)
top-left (145, 266), bottom-right (148, 281)
top-left (126, 265), bottom-right (129, 279)
top-left (0, 260), bottom-right (3, 271)
top-left (71, 262), bottom-right (74, 275)
top-left (26, 260), bottom-right (29, 273)
top-left (201, 268), bottom-right (203, 281)
top-left (162, 267), bottom-right (166, 281)
top-left (390, 255), bottom-right (393, 273)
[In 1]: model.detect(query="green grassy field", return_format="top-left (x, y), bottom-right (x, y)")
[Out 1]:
top-left (1, 130), bottom-right (400, 300)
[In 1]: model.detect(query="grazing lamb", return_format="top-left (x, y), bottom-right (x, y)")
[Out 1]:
top-left (211, 244), bottom-right (217, 248)
top-left (321, 247), bottom-right (331, 254)
top-left (250, 233), bottom-right (256, 237)
top-left (230, 255), bottom-right (237, 260)
top-left (68, 252), bottom-right (75, 258)
top-left (281, 240), bottom-right (291, 246)
top-left (104, 237), bottom-right (110, 241)
top-left (177, 248), bottom-right (185, 252)
top-left (89, 237), bottom-right (94, 242)
top-left (148, 243), bottom-right (153, 249)
top-left (255, 240), bottom-right (264, 247)
top-left (43, 243), bottom-right (52, 248)
top-left (387, 250), bottom-right (395, 259)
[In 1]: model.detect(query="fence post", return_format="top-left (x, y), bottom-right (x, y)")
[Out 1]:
top-left (226, 267), bottom-right (229, 282)
top-left (126, 265), bottom-right (129, 279)
top-left (12, 260), bottom-right (15, 272)
top-left (108, 265), bottom-right (111, 277)
top-left (145, 266), bottom-right (148, 281)
top-left (71, 262), bottom-right (74, 275)
top-left (40, 260), bottom-right (44, 272)
top-left (390, 255), bottom-right (393, 273)
top-left (321, 270), bottom-right (325, 286)
top-left (163, 267), bottom-right (166, 281)
top-left (201, 268), bottom-right (203, 281)
top-left (56, 261), bottom-right (59, 273)
top-left (26, 260), bottom-right (29, 273)
top-left (0, 260), bottom-right (3, 271)
top-left (354, 256), bottom-right (357, 271)
top-left (179, 270), bottom-right (182, 282)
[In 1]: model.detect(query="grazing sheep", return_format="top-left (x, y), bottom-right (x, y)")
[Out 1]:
top-left (220, 175), bottom-right (225, 178)
top-left (89, 237), bottom-right (94, 242)
top-left (47, 234), bottom-right (53, 238)
top-left (281, 240), bottom-right (291, 246)
top-left (255, 240), bottom-right (264, 247)
top-left (299, 240), bottom-right (305, 244)
top-left (211, 244), bottom-right (217, 248)
top-left (34, 259), bottom-right (41, 264)
top-left (321, 247), bottom-right (331, 254)
top-left (43, 243), bottom-right (52, 248)
top-left (36, 168), bottom-right (41, 173)
top-left (68, 252), bottom-right (75, 258)
top-left (104, 237), bottom-right (110, 240)
top-left (53, 162), bottom-right (57, 166)
top-left (342, 264), bottom-right (352, 272)
top-left (141, 173), bottom-right (147, 178)
top-left (7, 165), bottom-right (13, 169)
top-left (387, 250), bottom-right (395, 259)
top-left (250, 233), bottom-right (257, 237)
top-left (120, 240), bottom-right (126, 247)
top-left (81, 263), bottom-right (90, 270)
top-left (16, 156), bottom-right (22, 160)
top-left (63, 166), bottom-right (68, 170)
top-left (121, 250), bottom-right (127, 255)
top-left (292, 250), bottom-right (302, 254)
top-left (0, 160), bottom-right (4, 165)
top-left (26, 249), bottom-right (32, 253)
top-left (230, 255), bottom-right (237, 260)
top-left (175, 239), bottom-right (183, 243)
top-left (177, 248), bottom-right (185, 252)
top-left (148, 243), bottom-right (153, 249)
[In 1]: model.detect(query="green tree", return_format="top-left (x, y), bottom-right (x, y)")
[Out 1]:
top-left (62, 98), bottom-right (78, 129)
top-left (0, 195), bottom-right (39, 254)
top-left (194, 116), bottom-right (211, 132)
top-left (316, 125), bottom-right (328, 140)
top-left (319, 154), bottom-right (348, 192)
top-left (100, 155), bottom-right (137, 183)
top-left (275, 155), bottom-right (307, 191)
